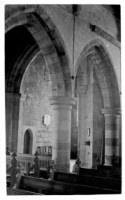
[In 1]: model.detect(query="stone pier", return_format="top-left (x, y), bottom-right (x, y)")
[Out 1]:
top-left (101, 108), bottom-right (121, 166)
top-left (49, 96), bottom-right (76, 172)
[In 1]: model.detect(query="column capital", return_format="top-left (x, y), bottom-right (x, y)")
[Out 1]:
top-left (49, 96), bottom-right (76, 111)
top-left (49, 96), bottom-right (76, 106)
top-left (5, 93), bottom-right (21, 101)
top-left (101, 107), bottom-right (121, 116)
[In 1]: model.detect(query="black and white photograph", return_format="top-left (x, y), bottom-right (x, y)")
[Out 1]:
top-left (1, 1), bottom-right (123, 198)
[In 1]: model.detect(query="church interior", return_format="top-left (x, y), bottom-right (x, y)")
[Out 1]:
top-left (5, 4), bottom-right (121, 195)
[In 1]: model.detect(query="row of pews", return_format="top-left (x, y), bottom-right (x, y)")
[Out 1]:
top-left (7, 166), bottom-right (121, 195)
top-left (54, 170), bottom-right (121, 192)
top-left (7, 169), bottom-right (121, 195)
top-left (19, 175), bottom-right (120, 195)
top-left (6, 151), bottom-right (121, 195)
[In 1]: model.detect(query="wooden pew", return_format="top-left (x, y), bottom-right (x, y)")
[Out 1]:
top-left (28, 168), bottom-right (121, 192)
top-left (20, 176), bottom-right (120, 195)
top-left (7, 188), bottom-right (42, 195)
top-left (54, 171), bottom-right (121, 192)
top-left (80, 166), bottom-right (121, 180)
top-left (80, 168), bottom-right (121, 179)
top-left (98, 165), bottom-right (121, 178)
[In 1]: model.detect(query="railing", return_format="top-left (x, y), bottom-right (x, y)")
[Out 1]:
top-left (6, 153), bottom-right (52, 174)
top-left (6, 151), bottom-right (52, 189)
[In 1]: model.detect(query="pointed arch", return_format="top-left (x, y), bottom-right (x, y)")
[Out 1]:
top-left (5, 5), bottom-right (72, 96)
top-left (23, 129), bottom-right (33, 154)
top-left (75, 39), bottom-right (120, 108)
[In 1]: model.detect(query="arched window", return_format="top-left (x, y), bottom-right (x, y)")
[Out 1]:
top-left (23, 129), bottom-right (33, 154)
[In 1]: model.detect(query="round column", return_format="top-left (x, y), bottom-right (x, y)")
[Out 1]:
top-left (49, 96), bottom-right (76, 172)
top-left (101, 108), bottom-right (121, 166)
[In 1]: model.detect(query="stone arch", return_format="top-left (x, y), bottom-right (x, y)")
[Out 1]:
top-left (75, 39), bottom-right (120, 108)
top-left (23, 129), bottom-right (33, 154)
top-left (74, 39), bottom-right (121, 167)
top-left (5, 5), bottom-right (71, 96)
top-left (6, 44), bottom-right (39, 93)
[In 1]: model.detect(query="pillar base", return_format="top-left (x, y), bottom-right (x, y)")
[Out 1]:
top-left (104, 163), bottom-right (113, 167)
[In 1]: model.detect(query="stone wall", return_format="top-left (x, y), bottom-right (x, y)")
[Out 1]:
top-left (18, 52), bottom-right (53, 154)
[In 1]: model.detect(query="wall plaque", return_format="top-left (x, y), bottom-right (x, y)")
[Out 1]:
top-left (43, 114), bottom-right (51, 126)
